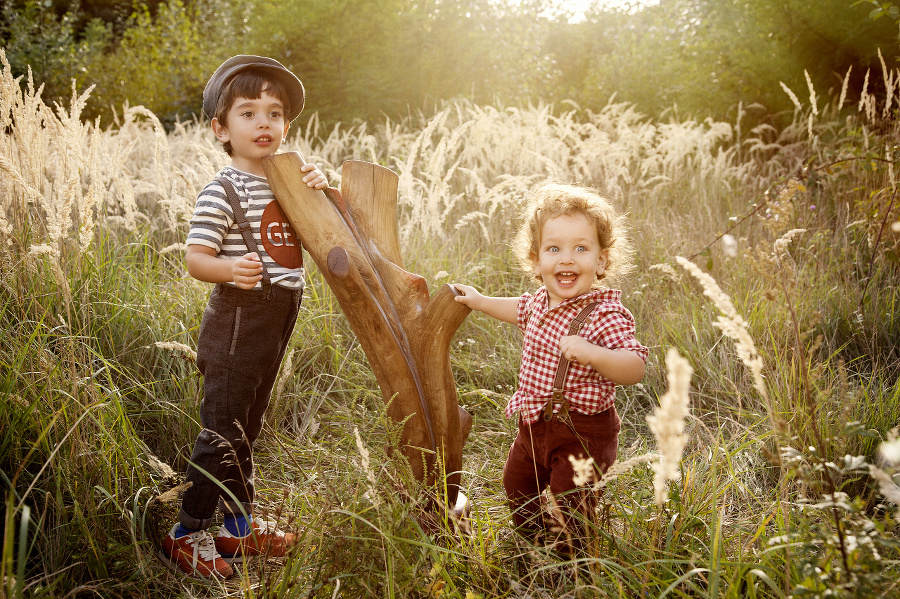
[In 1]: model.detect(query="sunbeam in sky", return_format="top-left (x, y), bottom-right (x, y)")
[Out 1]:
top-left (559, 0), bottom-right (660, 20)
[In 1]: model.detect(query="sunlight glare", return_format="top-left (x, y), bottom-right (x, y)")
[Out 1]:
top-left (561, 0), bottom-right (659, 20)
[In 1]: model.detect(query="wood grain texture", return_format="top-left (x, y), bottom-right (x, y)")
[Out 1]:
top-left (264, 152), bottom-right (471, 505)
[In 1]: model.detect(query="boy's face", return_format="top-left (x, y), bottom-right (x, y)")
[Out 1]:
top-left (535, 212), bottom-right (608, 309)
top-left (211, 87), bottom-right (290, 176)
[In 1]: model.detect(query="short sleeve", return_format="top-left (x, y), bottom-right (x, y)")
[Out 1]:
top-left (592, 308), bottom-right (649, 362)
top-left (186, 180), bottom-right (233, 251)
top-left (516, 292), bottom-right (536, 333)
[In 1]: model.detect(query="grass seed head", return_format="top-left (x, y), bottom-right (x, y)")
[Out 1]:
top-left (646, 348), bottom-right (692, 506)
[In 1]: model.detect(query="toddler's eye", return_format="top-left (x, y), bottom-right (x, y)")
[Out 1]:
top-left (576, 245), bottom-right (587, 252)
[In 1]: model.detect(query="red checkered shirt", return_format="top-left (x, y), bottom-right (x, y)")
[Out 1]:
top-left (507, 287), bottom-right (649, 425)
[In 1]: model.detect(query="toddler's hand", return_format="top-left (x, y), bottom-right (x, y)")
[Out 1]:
top-left (452, 283), bottom-right (482, 309)
top-left (300, 162), bottom-right (328, 189)
top-left (559, 335), bottom-right (593, 364)
top-left (232, 252), bottom-right (264, 289)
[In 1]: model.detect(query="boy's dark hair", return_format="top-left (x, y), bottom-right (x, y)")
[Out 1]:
top-left (213, 71), bottom-right (289, 156)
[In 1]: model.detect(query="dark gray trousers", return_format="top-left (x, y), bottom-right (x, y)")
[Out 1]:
top-left (179, 283), bottom-right (301, 530)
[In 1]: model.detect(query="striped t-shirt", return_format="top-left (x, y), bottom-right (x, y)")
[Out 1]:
top-left (186, 166), bottom-right (305, 291)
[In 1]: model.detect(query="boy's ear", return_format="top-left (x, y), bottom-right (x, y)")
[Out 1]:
top-left (211, 118), bottom-right (229, 142)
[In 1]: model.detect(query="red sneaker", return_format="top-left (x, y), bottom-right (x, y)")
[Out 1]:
top-left (159, 524), bottom-right (234, 579)
top-left (215, 517), bottom-right (295, 561)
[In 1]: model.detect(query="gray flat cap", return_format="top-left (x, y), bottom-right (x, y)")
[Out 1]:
top-left (203, 55), bottom-right (305, 122)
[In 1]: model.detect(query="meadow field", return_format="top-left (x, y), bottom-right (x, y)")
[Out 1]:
top-left (2, 48), bottom-right (900, 598)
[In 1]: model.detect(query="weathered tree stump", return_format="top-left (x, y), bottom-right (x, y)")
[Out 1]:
top-left (264, 153), bottom-right (472, 510)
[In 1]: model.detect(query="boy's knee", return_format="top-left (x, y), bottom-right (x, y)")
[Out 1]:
top-left (195, 428), bottom-right (245, 453)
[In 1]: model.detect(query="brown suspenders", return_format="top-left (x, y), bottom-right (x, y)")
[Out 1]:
top-left (543, 301), bottom-right (598, 422)
top-left (216, 177), bottom-right (272, 297)
top-left (542, 301), bottom-right (610, 478)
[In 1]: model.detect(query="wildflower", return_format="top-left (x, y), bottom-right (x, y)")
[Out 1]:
top-left (646, 348), bottom-right (692, 505)
top-left (275, 349), bottom-right (294, 399)
top-left (27, 244), bottom-right (56, 257)
top-left (773, 228), bottom-right (806, 258)
top-left (354, 428), bottom-right (380, 507)
top-left (892, 221), bottom-right (900, 233)
top-left (880, 428), bottom-right (900, 464)
top-left (676, 256), bottom-right (768, 403)
top-left (595, 453), bottom-right (659, 490)
top-left (780, 81), bottom-right (802, 112)
top-left (805, 70), bottom-right (818, 116)
top-left (151, 482), bottom-right (191, 505)
top-left (569, 454), bottom-right (596, 486)
top-left (147, 452), bottom-right (177, 479)
top-left (838, 65), bottom-right (852, 111)
top-left (649, 262), bottom-right (679, 281)
top-left (0, 216), bottom-right (11, 245)
top-left (721, 234), bottom-right (738, 258)
top-left (869, 466), bottom-right (900, 505)
top-left (160, 243), bottom-right (187, 254)
top-left (154, 341), bottom-right (197, 363)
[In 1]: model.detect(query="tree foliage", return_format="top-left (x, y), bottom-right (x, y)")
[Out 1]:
top-left (547, 0), bottom-right (900, 123)
top-left (86, 0), bottom-right (239, 125)
top-left (244, 0), bottom-right (553, 125)
top-left (1, 0), bottom-right (897, 128)
top-left (0, 0), bottom-right (110, 109)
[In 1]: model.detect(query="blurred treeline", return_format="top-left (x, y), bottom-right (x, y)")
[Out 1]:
top-left (1, 0), bottom-right (898, 129)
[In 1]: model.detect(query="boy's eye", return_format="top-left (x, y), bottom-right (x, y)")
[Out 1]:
top-left (270, 111), bottom-right (283, 119)
top-left (240, 111), bottom-right (254, 118)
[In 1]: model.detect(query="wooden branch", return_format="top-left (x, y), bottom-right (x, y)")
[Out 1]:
top-left (264, 152), bottom-right (471, 506)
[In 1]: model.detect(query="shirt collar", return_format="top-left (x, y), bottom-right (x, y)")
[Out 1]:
top-left (533, 287), bottom-right (621, 314)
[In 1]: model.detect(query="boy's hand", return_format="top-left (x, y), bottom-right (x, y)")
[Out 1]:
top-left (231, 252), bottom-right (264, 289)
top-left (300, 163), bottom-right (328, 189)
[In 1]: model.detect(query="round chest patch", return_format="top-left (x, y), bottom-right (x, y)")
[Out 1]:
top-left (260, 200), bottom-right (303, 269)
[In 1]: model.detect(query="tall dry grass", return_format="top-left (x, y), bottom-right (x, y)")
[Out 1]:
top-left (2, 45), bottom-right (900, 598)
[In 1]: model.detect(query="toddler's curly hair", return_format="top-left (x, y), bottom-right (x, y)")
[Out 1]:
top-left (513, 183), bottom-right (635, 287)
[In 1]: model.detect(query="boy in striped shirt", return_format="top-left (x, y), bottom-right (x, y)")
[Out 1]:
top-left (160, 55), bottom-right (327, 579)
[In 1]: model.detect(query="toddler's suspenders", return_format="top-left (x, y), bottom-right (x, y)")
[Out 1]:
top-left (543, 300), bottom-right (609, 479)
top-left (217, 177), bottom-right (272, 297)
top-left (543, 301), bottom-right (598, 422)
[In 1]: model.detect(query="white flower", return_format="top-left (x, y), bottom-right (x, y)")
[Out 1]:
top-left (773, 228), bottom-right (806, 258)
top-left (721, 234), bottom-right (738, 258)
top-left (569, 455), bottom-right (596, 487)
top-left (154, 341), bottom-right (197, 362)
top-left (880, 435), bottom-right (900, 464)
top-left (646, 348), bottom-right (692, 505)
top-left (869, 466), bottom-right (900, 504)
